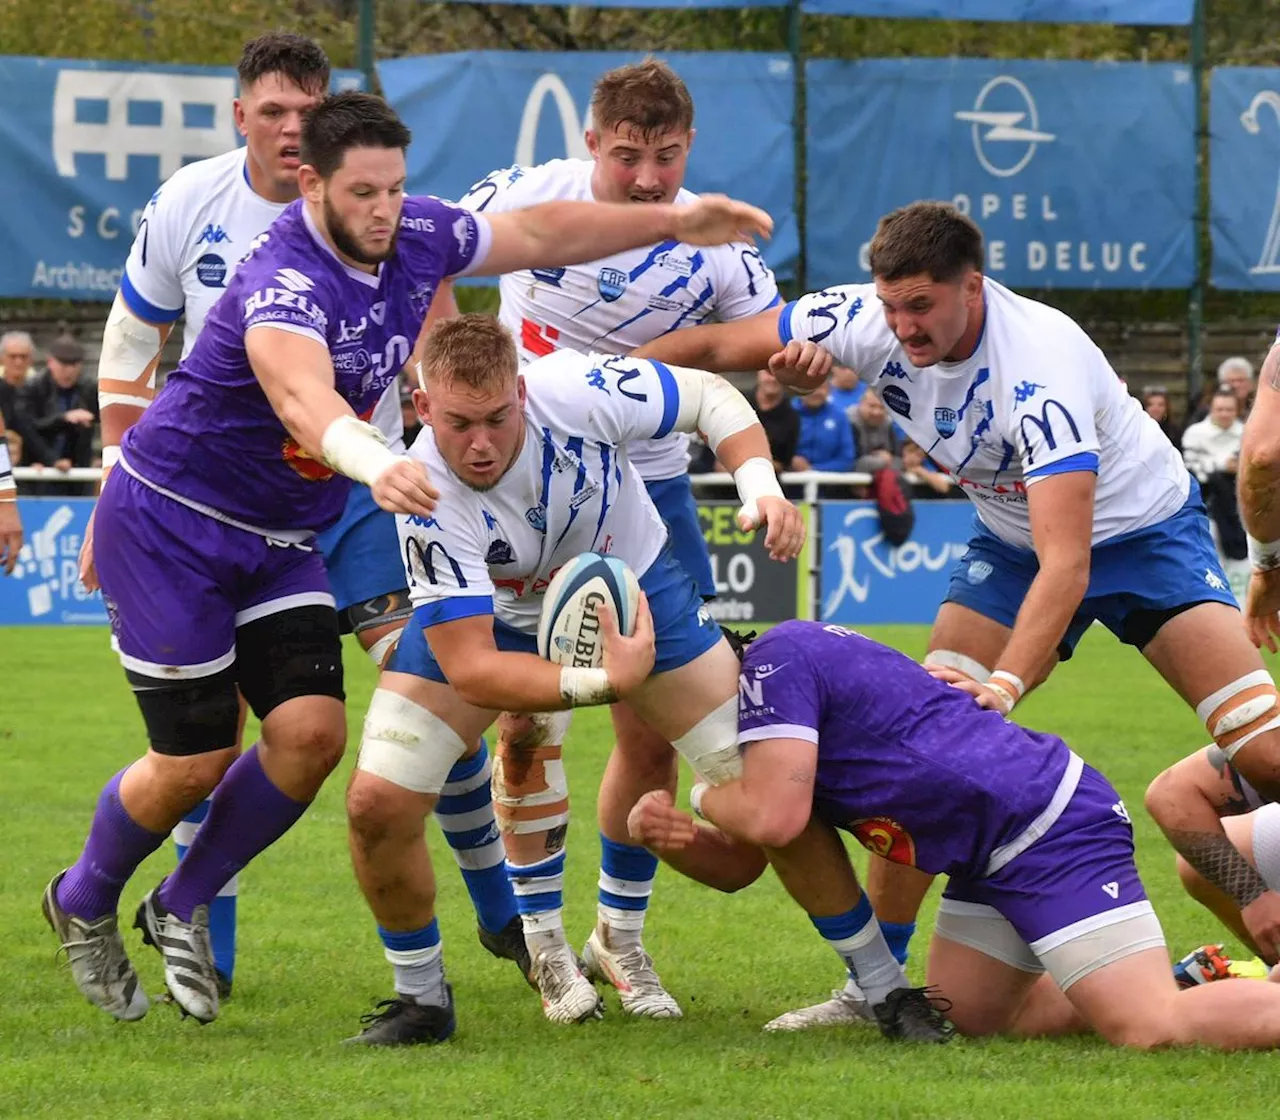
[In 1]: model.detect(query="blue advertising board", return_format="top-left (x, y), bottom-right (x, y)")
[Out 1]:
top-left (378, 51), bottom-right (797, 281)
top-left (0, 57), bottom-right (362, 300)
top-left (806, 58), bottom-right (1196, 291)
top-left (818, 500), bottom-right (974, 625)
top-left (0, 498), bottom-right (107, 625)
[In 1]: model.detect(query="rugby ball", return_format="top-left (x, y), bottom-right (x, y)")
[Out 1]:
top-left (537, 553), bottom-right (640, 667)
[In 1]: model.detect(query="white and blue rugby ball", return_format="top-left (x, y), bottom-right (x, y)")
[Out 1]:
top-left (537, 553), bottom-right (640, 667)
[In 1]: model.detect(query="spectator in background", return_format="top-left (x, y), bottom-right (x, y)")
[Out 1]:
top-left (791, 379), bottom-right (854, 475)
top-left (1183, 387), bottom-right (1245, 562)
top-left (902, 439), bottom-right (958, 499)
top-left (750, 367), bottom-right (800, 474)
top-left (1142, 386), bottom-right (1180, 448)
top-left (1218, 355), bottom-right (1256, 419)
top-left (826, 363), bottom-right (865, 418)
top-left (21, 334), bottom-right (99, 494)
top-left (0, 330), bottom-right (48, 467)
top-left (850, 387), bottom-right (901, 475)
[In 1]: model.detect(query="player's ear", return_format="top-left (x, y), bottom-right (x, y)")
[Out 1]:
top-left (233, 98), bottom-right (248, 139)
top-left (585, 129), bottom-right (600, 159)
top-left (964, 268), bottom-right (984, 306)
top-left (413, 387), bottom-right (432, 426)
top-left (516, 374), bottom-right (527, 407)
top-left (297, 165), bottom-right (324, 203)
top-left (685, 128), bottom-right (696, 155)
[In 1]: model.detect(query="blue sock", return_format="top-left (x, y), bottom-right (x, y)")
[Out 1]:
top-left (436, 744), bottom-right (517, 935)
top-left (378, 919), bottom-right (447, 1006)
top-left (597, 834), bottom-right (658, 946)
top-left (506, 850), bottom-right (565, 951)
top-left (174, 798), bottom-right (237, 982)
top-left (811, 895), bottom-right (905, 1006)
top-left (881, 920), bottom-right (916, 967)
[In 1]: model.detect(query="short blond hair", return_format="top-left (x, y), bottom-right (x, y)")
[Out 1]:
top-left (418, 314), bottom-right (518, 392)
top-left (590, 58), bottom-right (694, 141)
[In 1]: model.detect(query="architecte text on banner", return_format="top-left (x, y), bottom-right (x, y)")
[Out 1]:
top-left (377, 51), bottom-right (797, 282)
top-left (0, 57), bottom-right (362, 301)
top-left (1208, 67), bottom-right (1280, 292)
top-left (805, 58), bottom-right (1195, 292)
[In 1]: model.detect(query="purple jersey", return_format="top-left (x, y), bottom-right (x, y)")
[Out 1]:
top-left (737, 620), bottom-right (1074, 880)
top-left (120, 196), bottom-right (489, 534)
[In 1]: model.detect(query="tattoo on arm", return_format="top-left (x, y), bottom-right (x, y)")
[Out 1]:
top-left (1168, 829), bottom-right (1268, 909)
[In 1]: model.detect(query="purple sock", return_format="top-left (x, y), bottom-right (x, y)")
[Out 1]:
top-left (158, 745), bottom-right (309, 922)
top-left (57, 767), bottom-right (167, 921)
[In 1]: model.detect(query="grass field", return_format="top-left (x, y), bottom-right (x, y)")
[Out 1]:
top-left (5, 624), bottom-right (1280, 1119)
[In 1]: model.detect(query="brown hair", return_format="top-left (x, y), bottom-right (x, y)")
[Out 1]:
top-left (868, 201), bottom-right (985, 283)
top-left (419, 314), bottom-right (518, 393)
top-left (590, 57), bottom-right (694, 142)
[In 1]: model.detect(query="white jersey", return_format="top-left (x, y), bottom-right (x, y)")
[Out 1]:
top-left (119, 147), bottom-right (402, 446)
top-left (781, 279), bottom-right (1189, 550)
top-left (459, 159), bottom-right (780, 481)
top-left (400, 350), bottom-right (694, 634)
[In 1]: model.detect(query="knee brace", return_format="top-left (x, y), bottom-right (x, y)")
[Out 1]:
top-left (492, 712), bottom-right (572, 838)
top-left (673, 695), bottom-right (742, 784)
top-left (923, 650), bottom-right (992, 683)
top-left (355, 687), bottom-right (469, 794)
top-left (1197, 671), bottom-right (1280, 762)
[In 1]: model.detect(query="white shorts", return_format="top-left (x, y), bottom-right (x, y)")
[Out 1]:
top-left (1252, 802), bottom-right (1280, 890)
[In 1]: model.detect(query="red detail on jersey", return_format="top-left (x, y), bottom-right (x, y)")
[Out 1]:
top-left (282, 403), bottom-right (376, 481)
top-left (848, 817), bottom-right (917, 866)
top-left (521, 317), bottom-right (560, 358)
top-left (494, 577), bottom-right (526, 596)
top-left (492, 564), bottom-right (564, 600)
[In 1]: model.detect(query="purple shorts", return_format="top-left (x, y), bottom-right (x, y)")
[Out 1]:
top-left (943, 763), bottom-right (1148, 946)
top-left (96, 471), bottom-right (334, 679)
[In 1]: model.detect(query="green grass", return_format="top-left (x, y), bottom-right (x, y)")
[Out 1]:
top-left (4, 625), bottom-right (1280, 1119)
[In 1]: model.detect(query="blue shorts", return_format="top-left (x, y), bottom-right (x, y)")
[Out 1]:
top-left (314, 483), bottom-right (407, 616)
top-left (390, 543), bottom-right (723, 685)
top-left (644, 475), bottom-right (715, 600)
top-left (944, 479), bottom-right (1236, 660)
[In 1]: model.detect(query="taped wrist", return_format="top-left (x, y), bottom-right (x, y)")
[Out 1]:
top-left (320, 415), bottom-right (401, 487)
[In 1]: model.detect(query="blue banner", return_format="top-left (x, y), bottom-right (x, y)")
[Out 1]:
top-left (1209, 68), bottom-right (1280, 291)
top-left (819, 500), bottom-right (974, 625)
top-left (799, 0), bottom-right (1193, 22)
top-left (0, 57), bottom-right (362, 301)
top-left (378, 51), bottom-right (797, 282)
top-left (0, 499), bottom-right (107, 625)
top-left (806, 58), bottom-right (1195, 291)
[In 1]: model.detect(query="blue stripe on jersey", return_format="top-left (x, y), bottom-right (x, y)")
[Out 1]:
top-left (1026, 451), bottom-right (1100, 480)
top-left (778, 299), bottom-right (799, 345)
top-left (766, 292), bottom-right (783, 309)
top-left (552, 436), bottom-right (588, 551)
top-left (120, 269), bottom-right (184, 324)
top-left (539, 429), bottom-right (555, 514)
top-left (666, 280), bottom-right (716, 334)
top-left (415, 596), bottom-right (494, 629)
top-left (650, 361), bottom-right (681, 439)
top-left (592, 442), bottom-right (612, 549)
top-left (629, 240), bottom-right (680, 282)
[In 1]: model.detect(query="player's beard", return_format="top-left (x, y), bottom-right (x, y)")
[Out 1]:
top-left (325, 194), bottom-right (399, 265)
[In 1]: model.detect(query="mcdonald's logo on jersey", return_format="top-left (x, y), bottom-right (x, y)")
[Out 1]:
top-left (1017, 399), bottom-right (1082, 464)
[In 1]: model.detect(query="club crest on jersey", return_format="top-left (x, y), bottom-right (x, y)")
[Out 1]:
top-left (882, 384), bottom-right (911, 419)
top-left (525, 505), bottom-right (547, 532)
top-left (195, 253), bottom-right (226, 288)
top-left (849, 817), bottom-right (917, 866)
top-left (597, 268), bottom-right (628, 303)
top-left (485, 539), bottom-right (515, 565)
top-left (934, 407), bottom-right (958, 438)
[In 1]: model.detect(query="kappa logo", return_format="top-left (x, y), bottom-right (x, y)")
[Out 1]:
top-left (966, 560), bottom-right (994, 585)
top-left (196, 223), bottom-right (229, 245)
top-left (880, 360), bottom-right (912, 382)
top-left (934, 406), bottom-right (958, 438)
top-left (453, 216), bottom-right (472, 256)
top-left (846, 296), bottom-right (864, 322)
top-left (1013, 380), bottom-right (1046, 404)
top-left (597, 267), bottom-right (628, 303)
top-left (273, 268), bottom-right (314, 293)
top-left (1205, 568), bottom-right (1228, 591)
top-left (954, 75), bottom-right (1056, 179)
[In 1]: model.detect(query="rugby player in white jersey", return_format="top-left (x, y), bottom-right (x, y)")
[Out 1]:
top-left (0, 410), bottom-right (21, 571)
top-left (635, 201), bottom-right (1280, 1028)
top-left (73, 34), bottom-right (522, 999)
top-left (343, 314), bottom-right (811, 1041)
top-left (456, 58), bottom-right (782, 1018)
